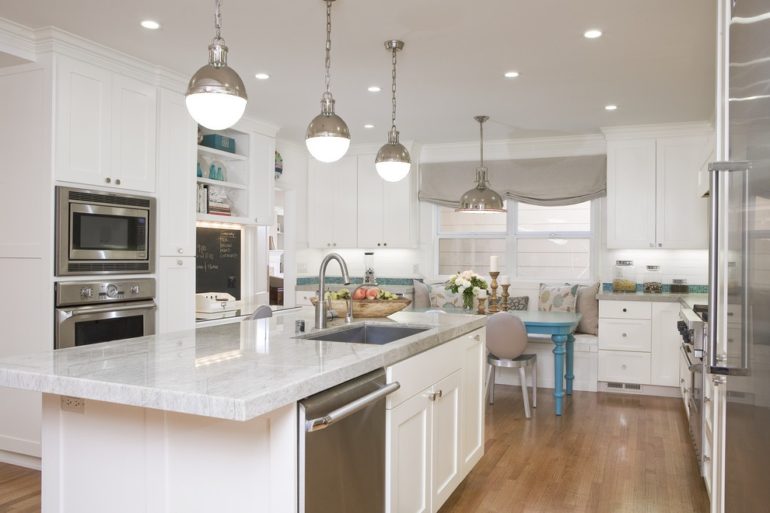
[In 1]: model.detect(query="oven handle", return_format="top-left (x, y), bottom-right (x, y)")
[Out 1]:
top-left (57, 300), bottom-right (157, 320)
top-left (680, 343), bottom-right (700, 372)
top-left (305, 381), bottom-right (400, 433)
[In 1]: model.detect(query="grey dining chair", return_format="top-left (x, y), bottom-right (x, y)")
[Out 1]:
top-left (486, 312), bottom-right (537, 419)
top-left (248, 305), bottom-right (273, 320)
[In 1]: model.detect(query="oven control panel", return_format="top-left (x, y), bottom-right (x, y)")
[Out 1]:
top-left (56, 278), bottom-right (156, 307)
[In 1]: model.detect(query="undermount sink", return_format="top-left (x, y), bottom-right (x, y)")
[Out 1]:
top-left (300, 324), bottom-right (430, 345)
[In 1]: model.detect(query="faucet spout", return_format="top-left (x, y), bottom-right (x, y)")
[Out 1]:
top-left (315, 253), bottom-right (351, 329)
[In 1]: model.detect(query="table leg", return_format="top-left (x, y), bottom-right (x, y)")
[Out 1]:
top-left (551, 334), bottom-right (568, 415)
top-left (566, 334), bottom-right (575, 396)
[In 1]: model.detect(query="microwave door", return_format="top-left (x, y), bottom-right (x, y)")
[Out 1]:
top-left (69, 204), bottom-right (149, 261)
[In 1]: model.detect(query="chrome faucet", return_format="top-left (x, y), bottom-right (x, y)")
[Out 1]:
top-left (315, 253), bottom-right (352, 329)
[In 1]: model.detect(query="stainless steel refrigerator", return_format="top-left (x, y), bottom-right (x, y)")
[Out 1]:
top-left (709, 1), bottom-right (770, 511)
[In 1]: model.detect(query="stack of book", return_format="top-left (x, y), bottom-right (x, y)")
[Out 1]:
top-left (208, 201), bottom-right (231, 216)
top-left (196, 184), bottom-right (232, 216)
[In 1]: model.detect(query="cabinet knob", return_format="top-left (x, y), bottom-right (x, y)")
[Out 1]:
top-left (622, 308), bottom-right (627, 313)
top-left (658, 243), bottom-right (662, 247)
top-left (472, 334), bottom-right (481, 341)
top-left (116, 178), bottom-right (121, 185)
top-left (377, 243), bottom-right (381, 247)
top-left (384, 242), bottom-right (387, 247)
top-left (333, 242), bottom-right (337, 247)
top-left (704, 396), bottom-right (711, 403)
top-left (622, 332), bottom-right (628, 338)
top-left (105, 177), bottom-right (111, 184)
top-left (327, 243), bottom-right (331, 247)
top-left (177, 260), bottom-right (183, 266)
top-left (621, 364), bottom-right (627, 370)
top-left (177, 248), bottom-right (184, 254)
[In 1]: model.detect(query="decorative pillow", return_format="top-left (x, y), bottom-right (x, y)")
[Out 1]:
top-left (575, 282), bottom-right (600, 335)
top-left (412, 280), bottom-right (431, 310)
top-left (538, 283), bottom-right (580, 313)
top-left (507, 296), bottom-right (529, 311)
top-left (429, 284), bottom-right (462, 308)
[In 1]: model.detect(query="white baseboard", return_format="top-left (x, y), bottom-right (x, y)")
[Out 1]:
top-left (0, 448), bottom-right (41, 470)
top-left (598, 381), bottom-right (680, 398)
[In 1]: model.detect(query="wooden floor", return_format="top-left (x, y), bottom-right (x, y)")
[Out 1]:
top-left (0, 387), bottom-right (708, 513)
top-left (439, 386), bottom-right (709, 513)
top-left (0, 462), bottom-right (40, 513)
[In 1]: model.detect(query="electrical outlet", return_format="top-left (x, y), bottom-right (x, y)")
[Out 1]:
top-left (60, 396), bottom-right (85, 414)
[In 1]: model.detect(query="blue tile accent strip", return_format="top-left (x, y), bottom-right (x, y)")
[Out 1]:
top-left (601, 282), bottom-right (707, 294)
top-left (297, 276), bottom-right (415, 286)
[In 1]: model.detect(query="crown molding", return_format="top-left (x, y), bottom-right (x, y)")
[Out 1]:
top-left (419, 133), bottom-right (606, 163)
top-left (0, 17), bottom-right (35, 62)
top-left (235, 116), bottom-right (280, 138)
top-left (601, 121), bottom-right (713, 140)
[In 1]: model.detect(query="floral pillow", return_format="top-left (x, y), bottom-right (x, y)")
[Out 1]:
top-left (538, 283), bottom-right (580, 313)
top-left (429, 284), bottom-right (462, 308)
top-left (507, 296), bottom-right (529, 311)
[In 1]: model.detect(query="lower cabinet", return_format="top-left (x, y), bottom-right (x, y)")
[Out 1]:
top-left (157, 257), bottom-right (196, 333)
top-left (386, 328), bottom-right (485, 513)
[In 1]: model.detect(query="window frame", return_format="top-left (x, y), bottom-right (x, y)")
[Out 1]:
top-left (434, 200), bottom-right (599, 281)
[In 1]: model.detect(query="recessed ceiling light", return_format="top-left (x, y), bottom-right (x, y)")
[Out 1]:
top-left (364, 124), bottom-right (375, 129)
top-left (503, 71), bottom-right (520, 79)
top-left (584, 29), bottom-right (602, 39)
top-left (254, 73), bottom-right (270, 80)
top-left (367, 86), bottom-right (381, 93)
top-left (605, 104), bottom-right (618, 111)
top-left (140, 20), bottom-right (161, 30)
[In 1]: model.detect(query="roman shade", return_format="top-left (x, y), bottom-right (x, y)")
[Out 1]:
top-left (419, 154), bottom-right (606, 207)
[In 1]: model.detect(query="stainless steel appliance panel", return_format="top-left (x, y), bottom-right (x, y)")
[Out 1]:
top-left (298, 369), bottom-right (399, 513)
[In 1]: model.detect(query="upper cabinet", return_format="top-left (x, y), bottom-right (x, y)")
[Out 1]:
top-left (605, 127), bottom-right (713, 249)
top-left (357, 154), bottom-right (417, 249)
top-left (307, 156), bottom-right (358, 248)
top-left (54, 55), bottom-right (156, 192)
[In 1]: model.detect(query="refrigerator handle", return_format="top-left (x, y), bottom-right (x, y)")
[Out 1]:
top-left (707, 161), bottom-right (751, 376)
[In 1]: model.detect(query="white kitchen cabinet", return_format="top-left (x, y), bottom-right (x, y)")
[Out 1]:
top-left (157, 257), bottom-right (196, 333)
top-left (460, 330), bottom-right (485, 474)
top-left (357, 154), bottom-right (415, 248)
top-left (157, 88), bottom-right (197, 257)
top-left (247, 131), bottom-right (276, 225)
top-left (431, 370), bottom-right (462, 510)
top-left (650, 302), bottom-right (681, 386)
top-left (307, 156), bottom-right (358, 248)
top-left (387, 388), bottom-right (432, 513)
top-left (605, 132), bottom-right (712, 249)
top-left (54, 55), bottom-right (157, 192)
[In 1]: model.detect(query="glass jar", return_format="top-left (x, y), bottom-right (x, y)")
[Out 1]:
top-left (643, 265), bottom-right (663, 294)
top-left (612, 260), bottom-right (638, 293)
top-left (670, 279), bottom-right (688, 294)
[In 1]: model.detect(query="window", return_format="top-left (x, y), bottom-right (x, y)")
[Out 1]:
top-left (436, 201), bottom-right (595, 280)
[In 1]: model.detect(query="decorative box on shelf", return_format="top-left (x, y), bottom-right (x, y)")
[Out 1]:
top-left (201, 134), bottom-right (236, 154)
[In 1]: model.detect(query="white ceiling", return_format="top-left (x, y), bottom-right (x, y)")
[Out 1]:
top-left (0, 0), bottom-right (716, 144)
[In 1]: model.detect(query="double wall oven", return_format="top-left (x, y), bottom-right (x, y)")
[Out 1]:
top-left (54, 186), bottom-right (157, 349)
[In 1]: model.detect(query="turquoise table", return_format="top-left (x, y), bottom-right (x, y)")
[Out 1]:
top-left (506, 311), bottom-right (582, 416)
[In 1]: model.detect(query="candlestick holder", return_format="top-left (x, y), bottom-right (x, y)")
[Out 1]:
top-left (488, 272), bottom-right (500, 313)
top-left (477, 297), bottom-right (487, 315)
top-left (500, 284), bottom-right (510, 311)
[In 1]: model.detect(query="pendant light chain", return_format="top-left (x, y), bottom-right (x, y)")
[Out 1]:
top-left (479, 119), bottom-right (484, 168)
top-left (391, 46), bottom-right (398, 130)
top-left (214, 0), bottom-right (222, 42)
top-left (324, 0), bottom-right (332, 94)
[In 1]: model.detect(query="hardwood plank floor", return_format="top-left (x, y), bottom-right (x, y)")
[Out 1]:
top-left (0, 463), bottom-right (40, 513)
top-left (439, 386), bottom-right (709, 513)
top-left (0, 387), bottom-right (708, 513)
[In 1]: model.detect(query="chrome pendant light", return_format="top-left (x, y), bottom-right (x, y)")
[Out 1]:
top-left (456, 116), bottom-right (506, 213)
top-left (186, 0), bottom-right (247, 130)
top-left (306, 0), bottom-right (350, 163)
top-left (375, 40), bottom-right (411, 182)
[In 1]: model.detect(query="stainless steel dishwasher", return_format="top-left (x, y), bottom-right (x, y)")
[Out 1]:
top-left (298, 369), bottom-right (400, 513)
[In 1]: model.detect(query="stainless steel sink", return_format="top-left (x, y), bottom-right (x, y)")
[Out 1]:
top-left (300, 324), bottom-right (430, 345)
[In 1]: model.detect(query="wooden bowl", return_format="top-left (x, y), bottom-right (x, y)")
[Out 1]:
top-left (310, 297), bottom-right (412, 318)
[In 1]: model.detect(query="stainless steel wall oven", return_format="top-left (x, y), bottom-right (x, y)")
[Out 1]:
top-left (56, 186), bottom-right (155, 275)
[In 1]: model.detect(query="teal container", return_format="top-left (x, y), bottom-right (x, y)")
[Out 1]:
top-left (201, 134), bottom-right (236, 153)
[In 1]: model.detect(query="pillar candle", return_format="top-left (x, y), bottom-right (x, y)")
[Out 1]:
top-left (477, 289), bottom-right (488, 299)
top-left (490, 256), bottom-right (498, 272)
top-left (499, 275), bottom-right (510, 285)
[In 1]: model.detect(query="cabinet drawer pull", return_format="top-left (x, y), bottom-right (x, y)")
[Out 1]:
top-left (177, 260), bottom-right (183, 266)
top-left (178, 248), bottom-right (183, 254)
top-left (116, 178), bottom-right (121, 185)
top-left (105, 177), bottom-right (111, 184)
top-left (384, 242), bottom-right (387, 247)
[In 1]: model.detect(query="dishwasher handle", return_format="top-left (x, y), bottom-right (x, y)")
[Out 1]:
top-left (305, 381), bottom-right (400, 433)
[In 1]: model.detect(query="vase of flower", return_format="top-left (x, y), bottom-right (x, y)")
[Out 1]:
top-left (446, 271), bottom-right (489, 312)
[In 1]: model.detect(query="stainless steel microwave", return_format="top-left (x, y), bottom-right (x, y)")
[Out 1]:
top-left (56, 186), bottom-right (156, 275)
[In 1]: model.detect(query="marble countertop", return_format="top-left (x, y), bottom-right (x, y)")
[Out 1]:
top-left (597, 292), bottom-right (708, 309)
top-left (0, 308), bottom-right (485, 422)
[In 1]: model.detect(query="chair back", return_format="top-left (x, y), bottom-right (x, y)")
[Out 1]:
top-left (486, 312), bottom-right (528, 360)
top-left (248, 305), bottom-right (273, 320)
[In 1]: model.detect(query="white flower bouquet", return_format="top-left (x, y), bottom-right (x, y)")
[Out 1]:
top-left (446, 270), bottom-right (489, 310)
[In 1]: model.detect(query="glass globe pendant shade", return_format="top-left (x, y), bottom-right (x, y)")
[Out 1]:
top-left (186, 39), bottom-right (248, 130)
top-left (457, 169), bottom-right (506, 213)
top-left (375, 128), bottom-right (411, 182)
top-left (305, 93), bottom-right (351, 163)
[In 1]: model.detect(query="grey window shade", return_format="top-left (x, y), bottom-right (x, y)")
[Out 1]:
top-left (419, 154), bottom-right (606, 207)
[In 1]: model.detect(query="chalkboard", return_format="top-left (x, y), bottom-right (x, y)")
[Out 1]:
top-left (196, 227), bottom-right (241, 300)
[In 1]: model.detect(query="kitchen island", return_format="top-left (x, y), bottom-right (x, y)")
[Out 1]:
top-left (0, 308), bottom-right (486, 513)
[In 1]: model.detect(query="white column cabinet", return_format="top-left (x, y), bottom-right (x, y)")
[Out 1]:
top-left (605, 130), bottom-right (712, 249)
top-left (357, 154), bottom-right (415, 248)
top-left (431, 370), bottom-right (462, 509)
top-left (157, 257), bottom-right (196, 333)
top-left (307, 156), bottom-right (358, 248)
top-left (54, 55), bottom-right (157, 192)
top-left (650, 302), bottom-right (681, 386)
top-left (247, 131), bottom-right (276, 225)
top-left (157, 88), bottom-right (197, 257)
top-left (460, 331), bottom-right (485, 473)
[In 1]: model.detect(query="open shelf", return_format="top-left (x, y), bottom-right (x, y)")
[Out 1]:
top-left (196, 177), bottom-right (248, 190)
top-left (196, 213), bottom-right (255, 225)
top-left (197, 145), bottom-right (248, 162)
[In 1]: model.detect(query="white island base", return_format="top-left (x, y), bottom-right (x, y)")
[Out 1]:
top-left (41, 395), bottom-right (297, 513)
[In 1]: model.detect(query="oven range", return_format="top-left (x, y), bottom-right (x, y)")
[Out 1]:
top-left (677, 303), bottom-right (707, 473)
top-left (54, 278), bottom-right (156, 349)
